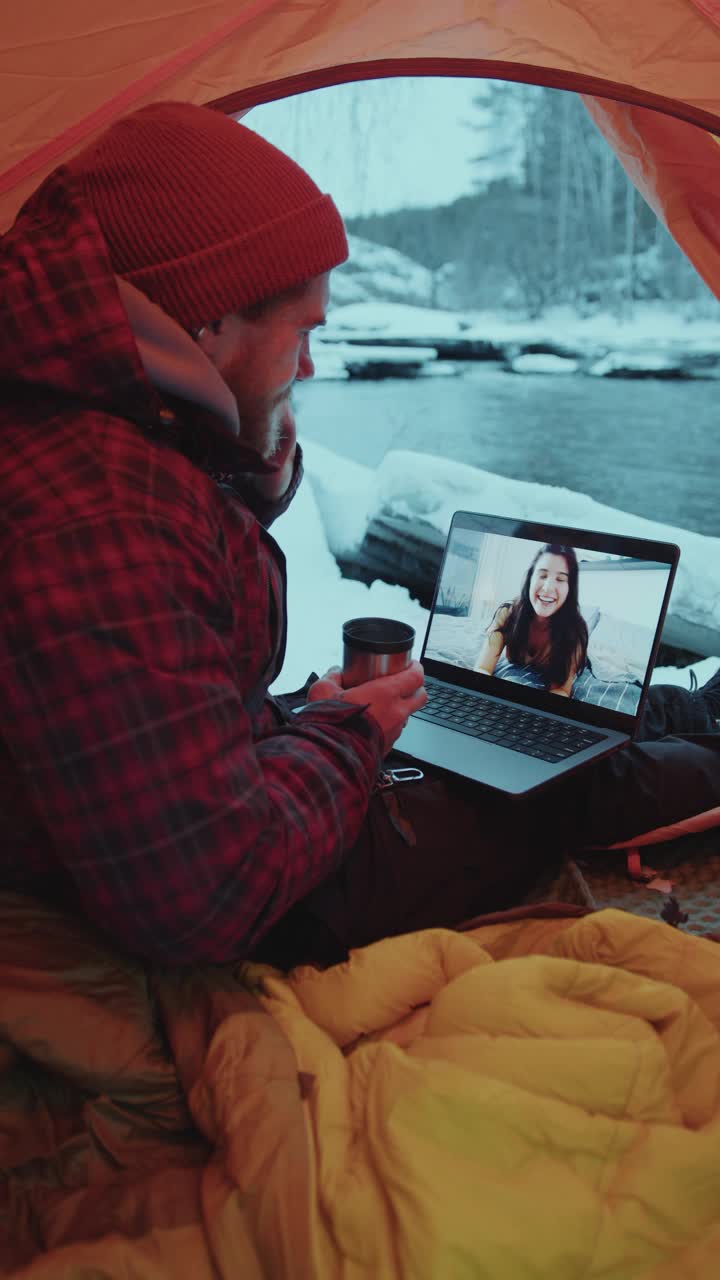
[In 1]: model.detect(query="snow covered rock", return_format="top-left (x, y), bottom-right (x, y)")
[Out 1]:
top-left (330, 235), bottom-right (434, 308)
top-left (325, 301), bottom-right (503, 359)
top-left (589, 350), bottom-right (689, 379)
top-left (508, 353), bottom-right (580, 375)
top-left (313, 339), bottom-right (437, 381)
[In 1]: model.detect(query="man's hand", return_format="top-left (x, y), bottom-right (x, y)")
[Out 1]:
top-left (246, 401), bottom-right (297, 503)
top-left (307, 660), bottom-right (427, 755)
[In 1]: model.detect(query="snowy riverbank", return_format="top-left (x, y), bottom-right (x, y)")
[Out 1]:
top-left (314, 300), bottom-right (720, 381)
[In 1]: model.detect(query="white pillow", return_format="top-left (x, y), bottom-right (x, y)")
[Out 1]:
top-left (587, 613), bottom-right (644, 683)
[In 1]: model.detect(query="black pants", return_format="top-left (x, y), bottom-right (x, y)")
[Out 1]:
top-left (563, 683), bottom-right (720, 847)
top-left (252, 685), bottom-right (720, 969)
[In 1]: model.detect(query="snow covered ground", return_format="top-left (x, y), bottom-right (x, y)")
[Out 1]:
top-left (322, 298), bottom-right (720, 357)
top-left (312, 296), bottom-right (720, 382)
top-left (270, 439), bottom-right (720, 696)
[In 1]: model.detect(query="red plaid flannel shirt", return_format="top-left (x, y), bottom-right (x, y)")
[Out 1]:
top-left (0, 171), bottom-right (382, 963)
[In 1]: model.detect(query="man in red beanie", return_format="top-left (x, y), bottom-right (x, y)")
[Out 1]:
top-left (0, 100), bottom-right (488, 970)
top-left (2, 101), bottom-right (719, 969)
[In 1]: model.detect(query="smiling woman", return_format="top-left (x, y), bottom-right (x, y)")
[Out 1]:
top-left (474, 543), bottom-right (589, 697)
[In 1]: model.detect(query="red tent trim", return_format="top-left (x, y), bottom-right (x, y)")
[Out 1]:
top-left (211, 58), bottom-right (720, 137)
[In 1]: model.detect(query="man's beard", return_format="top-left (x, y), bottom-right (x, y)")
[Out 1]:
top-left (236, 389), bottom-right (290, 460)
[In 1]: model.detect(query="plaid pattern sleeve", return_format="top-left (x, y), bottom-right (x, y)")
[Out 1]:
top-left (0, 484), bottom-right (382, 965)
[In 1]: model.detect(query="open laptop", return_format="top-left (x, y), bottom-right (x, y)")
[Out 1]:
top-left (395, 511), bottom-right (679, 795)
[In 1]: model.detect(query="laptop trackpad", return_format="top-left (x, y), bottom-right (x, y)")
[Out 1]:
top-left (396, 715), bottom-right (558, 795)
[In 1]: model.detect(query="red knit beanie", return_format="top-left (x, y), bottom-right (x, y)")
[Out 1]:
top-left (66, 101), bottom-right (348, 328)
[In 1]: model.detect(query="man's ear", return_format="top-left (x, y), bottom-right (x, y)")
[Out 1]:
top-left (193, 317), bottom-right (224, 359)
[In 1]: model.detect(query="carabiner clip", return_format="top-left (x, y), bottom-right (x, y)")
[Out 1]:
top-left (375, 766), bottom-right (425, 791)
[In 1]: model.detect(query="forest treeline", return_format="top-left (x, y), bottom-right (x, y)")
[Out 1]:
top-left (347, 84), bottom-right (711, 318)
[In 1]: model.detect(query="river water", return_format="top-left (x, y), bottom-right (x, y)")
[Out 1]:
top-left (297, 363), bottom-right (719, 538)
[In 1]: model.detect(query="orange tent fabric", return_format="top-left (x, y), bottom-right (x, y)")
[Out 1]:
top-left (2, 0), bottom-right (720, 292)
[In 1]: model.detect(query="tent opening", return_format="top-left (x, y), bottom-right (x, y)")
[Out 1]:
top-left (241, 77), bottom-right (720, 683)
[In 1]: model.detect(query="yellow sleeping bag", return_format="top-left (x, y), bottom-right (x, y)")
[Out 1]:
top-left (3, 900), bottom-right (720, 1278)
top-left (250, 909), bottom-right (720, 1278)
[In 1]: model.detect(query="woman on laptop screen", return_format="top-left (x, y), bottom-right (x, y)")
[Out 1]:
top-left (474, 544), bottom-right (589, 697)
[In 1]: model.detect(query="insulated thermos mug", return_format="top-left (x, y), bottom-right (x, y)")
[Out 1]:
top-left (341, 617), bottom-right (415, 688)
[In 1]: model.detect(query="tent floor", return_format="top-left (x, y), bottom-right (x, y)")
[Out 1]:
top-left (525, 832), bottom-right (720, 939)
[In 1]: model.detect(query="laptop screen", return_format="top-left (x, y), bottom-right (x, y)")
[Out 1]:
top-left (422, 512), bottom-right (679, 728)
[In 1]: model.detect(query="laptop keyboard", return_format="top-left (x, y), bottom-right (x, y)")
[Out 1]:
top-left (415, 683), bottom-right (606, 763)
